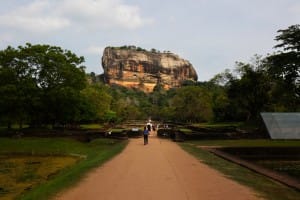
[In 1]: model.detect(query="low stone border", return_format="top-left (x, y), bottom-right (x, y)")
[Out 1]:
top-left (199, 146), bottom-right (300, 191)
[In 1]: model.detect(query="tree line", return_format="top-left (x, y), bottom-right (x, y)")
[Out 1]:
top-left (0, 25), bottom-right (299, 128)
top-left (163, 25), bottom-right (299, 122)
top-left (0, 43), bottom-right (109, 128)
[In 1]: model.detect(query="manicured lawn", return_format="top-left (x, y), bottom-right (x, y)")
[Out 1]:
top-left (0, 137), bottom-right (127, 200)
top-left (180, 140), bottom-right (300, 200)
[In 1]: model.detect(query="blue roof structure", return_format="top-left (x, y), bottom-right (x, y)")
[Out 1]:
top-left (261, 113), bottom-right (300, 139)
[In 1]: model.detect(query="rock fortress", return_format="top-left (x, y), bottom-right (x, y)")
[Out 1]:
top-left (101, 46), bottom-right (198, 92)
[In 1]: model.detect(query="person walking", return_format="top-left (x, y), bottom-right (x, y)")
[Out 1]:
top-left (143, 126), bottom-right (149, 145)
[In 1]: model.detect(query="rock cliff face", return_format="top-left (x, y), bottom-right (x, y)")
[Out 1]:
top-left (101, 47), bottom-right (198, 92)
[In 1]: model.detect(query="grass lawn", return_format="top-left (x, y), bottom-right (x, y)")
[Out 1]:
top-left (0, 154), bottom-right (79, 200)
top-left (179, 128), bottom-right (193, 134)
top-left (110, 128), bottom-right (125, 133)
top-left (182, 139), bottom-right (300, 147)
top-left (0, 137), bottom-right (128, 200)
top-left (80, 124), bottom-right (103, 129)
top-left (192, 122), bottom-right (243, 128)
top-left (180, 140), bottom-right (300, 200)
top-left (1, 123), bottom-right (104, 131)
top-left (192, 122), bottom-right (263, 132)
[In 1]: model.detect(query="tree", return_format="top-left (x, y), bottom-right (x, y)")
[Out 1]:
top-left (80, 85), bottom-right (112, 122)
top-left (0, 66), bottom-right (18, 128)
top-left (151, 48), bottom-right (157, 53)
top-left (197, 80), bottom-right (230, 122)
top-left (170, 86), bottom-right (213, 122)
top-left (26, 44), bottom-right (87, 126)
top-left (89, 72), bottom-right (97, 84)
top-left (274, 24), bottom-right (300, 51)
top-left (228, 73), bottom-right (267, 121)
top-left (0, 46), bottom-right (40, 128)
top-left (226, 60), bottom-right (271, 121)
top-left (266, 25), bottom-right (300, 111)
top-left (0, 43), bottom-right (87, 127)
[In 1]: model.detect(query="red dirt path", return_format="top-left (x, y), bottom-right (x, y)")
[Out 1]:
top-left (56, 135), bottom-right (264, 200)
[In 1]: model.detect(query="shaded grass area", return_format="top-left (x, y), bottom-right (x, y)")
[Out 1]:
top-left (180, 140), bottom-right (300, 200)
top-left (193, 121), bottom-right (264, 130)
top-left (0, 138), bottom-right (128, 200)
top-left (0, 123), bottom-right (104, 133)
top-left (0, 155), bottom-right (79, 200)
top-left (110, 128), bottom-right (125, 133)
top-left (192, 121), bottom-right (265, 135)
top-left (179, 128), bottom-right (193, 134)
top-left (192, 122), bottom-right (243, 128)
top-left (0, 125), bottom-right (30, 130)
top-left (256, 160), bottom-right (300, 179)
top-left (184, 139), bottom-right (300, 147)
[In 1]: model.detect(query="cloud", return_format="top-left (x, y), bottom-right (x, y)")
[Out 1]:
top-left (84, 45), bottom-right (105, 55)
top-left (289, 2), bottom-right (300, 16)
top-left (0, 0), bottom-right (152, 33)
top-left (0, 33), bottom-right (14, 44)
top-left (60, 0), bottom-right (152, 29)
top-left (0, 1), bottom-right (70, 33)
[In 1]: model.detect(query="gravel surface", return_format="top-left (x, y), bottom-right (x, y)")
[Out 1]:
top-left (56, 134), bottom-right (264, 200)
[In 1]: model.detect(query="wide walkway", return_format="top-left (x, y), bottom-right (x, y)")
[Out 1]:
top-left (56, 135), bottom-right (263, 200)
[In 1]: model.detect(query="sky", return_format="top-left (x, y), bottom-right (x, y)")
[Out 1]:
top-left (1, 0), bottom-right (300, 81)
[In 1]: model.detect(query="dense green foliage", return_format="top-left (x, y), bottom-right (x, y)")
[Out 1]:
top-left (0, 25), bottom-right (299, 128)
top-left (266, 25), bottom-right (300, 111)
top-left (0, 44), bottom-right (114, 128)
top-left (207, 24), bottom-right (300, 121)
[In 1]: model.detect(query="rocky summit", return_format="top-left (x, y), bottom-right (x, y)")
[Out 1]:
top-left (101, 46), bottom-right (198, 92)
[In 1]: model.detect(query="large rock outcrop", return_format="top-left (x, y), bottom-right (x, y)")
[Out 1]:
top-left (101, 46), bottom-right (198, 92)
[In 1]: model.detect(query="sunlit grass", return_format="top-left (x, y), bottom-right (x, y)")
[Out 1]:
top-left (80, 124), bottom-right (103, 129)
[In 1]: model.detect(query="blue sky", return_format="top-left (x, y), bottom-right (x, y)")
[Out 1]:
top-left (1, 0), bottom-right (300, 81)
